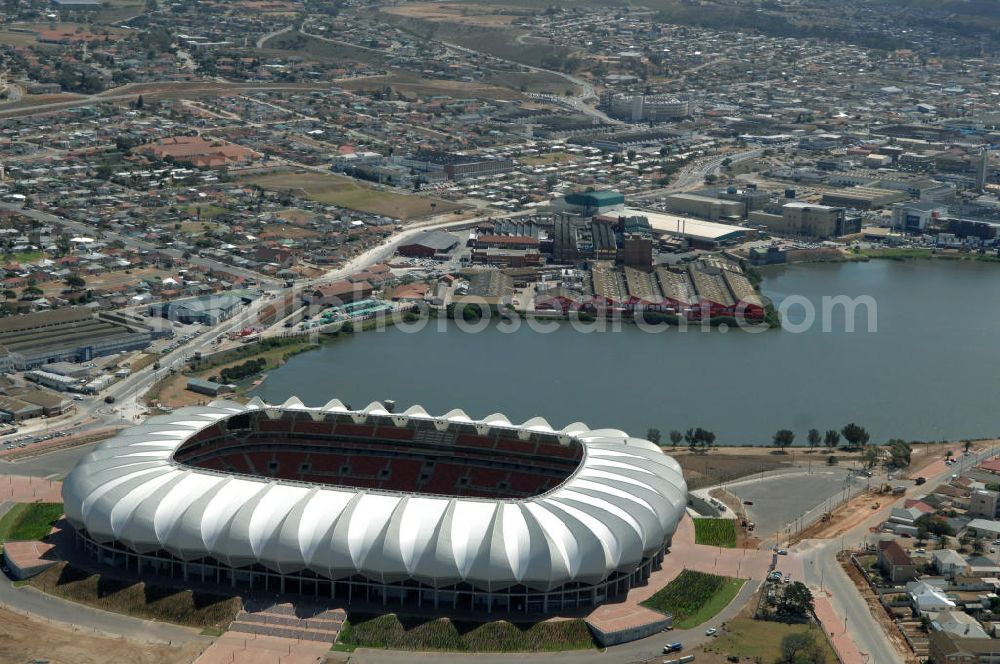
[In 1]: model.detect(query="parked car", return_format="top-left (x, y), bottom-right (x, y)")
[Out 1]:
top-left (705, 627), bottom-right (718, 636)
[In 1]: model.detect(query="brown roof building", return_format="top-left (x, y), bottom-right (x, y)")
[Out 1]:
top-left (137, 136), bottom-right (260, 169)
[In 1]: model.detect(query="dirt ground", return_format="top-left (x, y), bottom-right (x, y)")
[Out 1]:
top-left (151, 372), bottom-right (214, 409)
top-left (0, 606), bottom-right (204, 664)
top-left (791, 488), bottom-right (881, 544)
top-left (37, 266), bottom-right (179, 298)
top-left (673, 448), bottom-right (839, 490)
top-left (337, 71), bottom-right (529, 102)
top-left (382, 3), bottom-right (524, 26)
top-left (242, 170), bottom-right (456, 221)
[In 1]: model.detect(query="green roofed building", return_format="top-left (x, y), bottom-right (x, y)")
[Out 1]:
top-left (556, 190), bottom-right (626, 216)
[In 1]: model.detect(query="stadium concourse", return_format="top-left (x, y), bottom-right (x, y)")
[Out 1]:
top-left (62, 397), bottom-right (689, 643)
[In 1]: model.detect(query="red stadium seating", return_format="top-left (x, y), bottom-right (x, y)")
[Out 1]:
top-left (335, 424), bottom-right (375, 438)
top-left (374, 427), bottom-right (414, 442)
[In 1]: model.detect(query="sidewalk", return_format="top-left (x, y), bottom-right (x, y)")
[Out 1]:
top-left (814, 595), bottom-right (865, 664)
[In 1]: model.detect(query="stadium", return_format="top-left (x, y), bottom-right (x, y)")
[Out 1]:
top-left (62, 398), bottom-right (687, 615)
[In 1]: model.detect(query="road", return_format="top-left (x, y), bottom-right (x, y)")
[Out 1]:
top-left (0, 577), bottom-right (199, 645)
top-left (630, 148), bottom-right (765, 200)
top-left (798, 443), bottom-right (1000, 664)
top-left (256, 25), bottom-right (292, 49)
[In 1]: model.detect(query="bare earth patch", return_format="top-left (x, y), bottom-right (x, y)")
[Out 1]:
top-left (0, 604), bottom-right (204, 664)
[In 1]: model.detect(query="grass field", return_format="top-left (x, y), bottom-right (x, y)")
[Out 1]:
top-left (31, 563), bottom-right (241, 629)
top-left (706, 617), bottom-right (838, 662)
top-left (693, 518), bottom-right (738, 548)
top-left (641, 570), bottom-right (744, 629)
top-left (243, 170), bottom-right (455, 221)
top-left (0, 503), bottom-right (63, 541)
top-left (337, 614), bottom-right (595, 652)
top-left (1, 250), bottom-right (45, 263)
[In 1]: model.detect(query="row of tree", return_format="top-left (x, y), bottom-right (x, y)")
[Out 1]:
top-left (646, 423), bottom-right (872, 451)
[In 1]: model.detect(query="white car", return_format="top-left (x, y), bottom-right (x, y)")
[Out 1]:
top-left (705, 627), bottom-right (718, 636)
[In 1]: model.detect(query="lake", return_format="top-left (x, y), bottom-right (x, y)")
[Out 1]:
top-left (253, 260), bottom-right (1000, 445)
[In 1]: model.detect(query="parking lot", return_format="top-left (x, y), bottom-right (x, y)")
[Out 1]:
top-left (729, 468), bottom-right (857, 541)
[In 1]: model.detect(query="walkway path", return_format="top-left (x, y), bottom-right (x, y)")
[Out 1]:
top-left (195, 632), bottom-right (328, 664)
top-left (0, 580), bottom-right (200, 645)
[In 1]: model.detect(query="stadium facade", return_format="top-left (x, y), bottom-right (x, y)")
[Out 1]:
top-left (62, 398), bottom-right (687, 614)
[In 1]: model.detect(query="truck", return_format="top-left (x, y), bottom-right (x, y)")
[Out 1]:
top-left (663, 642), bottom-right (683, 654)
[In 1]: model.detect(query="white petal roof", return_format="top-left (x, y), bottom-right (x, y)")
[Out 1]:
top-left (63, 399), bottom-right (688, 592)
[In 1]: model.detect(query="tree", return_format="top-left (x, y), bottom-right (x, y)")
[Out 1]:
top-left (841, 423), bottom-right (870, 450)
top-left (778, 581), bottom-right (815, 619)
top-left (773, 429), bottom-right (795, 451)
top-left (807, 429), bottom-right (821, 448)
top-left (824, 429), bottom-right (841, 449)
top-left (685, 427), bottom-right (715, 453)
top-left (22, 285), bottom-right (42, 299)
top-left (646, 428), bottom-right (662, 446)
top-left (777, 629), bottom-right (825, 664)
top-left (886, 440), bottom-right (911, 469)
top-left (2, 290), bottom-right (15, 301)
top-left (965, 440), bottom-right (973, 454)
top-left (669, 430), bottom-right (682, 447)
top-left (916, 514), bottom-right (954, 537)
top-left (862, 446), bottom-right (880, 470)
top-left (64, 274), bottom-right (86, 290)
top-left (695, 428), bottom-right (716, 452)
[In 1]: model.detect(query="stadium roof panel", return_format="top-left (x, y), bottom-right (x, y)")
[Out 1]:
top-left (62, 399), bottom-right (687, 592)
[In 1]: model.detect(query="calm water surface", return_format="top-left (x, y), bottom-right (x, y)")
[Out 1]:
top-left (253, 260), bottom-right (1000, 444)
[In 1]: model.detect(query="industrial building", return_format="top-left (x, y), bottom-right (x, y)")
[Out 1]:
top-left (563, 258), bottom-right (764, 319)
top-left (820, 186), bottom-right (908, 210)
top-left (306, 280), bottom-right (374, 307)
top-left (392, 151), bottom-right (514, 181)
top-left (149, 294), bottom-right (243, 325)
top-left (621, 234), bottom-right (653, 269)
top-left (552, 190), bottom-right (625, 217)
top-left (397, 230), bottom-right (460, 258)
top-left (660, 193), bottom-right (745, 221)
top-left (601, 93), bottom-right (690, 122)
top-left (553, 216), bottom-right (618, 263)
top-left (891, 202), bottom-right (947, 232)
top-left (749, 202), bottom-right (859, 238)
top-left (0, 308), bottom-right (152, 371)
top-left (463, 271), bottom-right (514, 306)
top-left (620, 208), bottom-right (749, 247)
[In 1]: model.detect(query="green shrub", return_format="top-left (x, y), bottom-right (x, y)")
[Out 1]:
top-left (641, 570), bottom-right (744, 628)
top-left (0, 502), bottom-right (63, 541)
top-left (338, 614), bottom-right (595, 652)
top-left (693, 518), bottom-right (738, 547)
